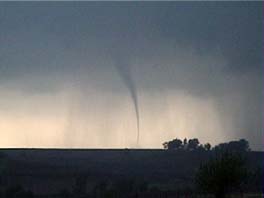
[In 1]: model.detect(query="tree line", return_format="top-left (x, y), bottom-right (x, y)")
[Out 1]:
top-left (163, 138), bottom-right (250, 152)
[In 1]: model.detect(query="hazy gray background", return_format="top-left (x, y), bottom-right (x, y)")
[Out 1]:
top-left (0, 2), bottom-right (263, 150)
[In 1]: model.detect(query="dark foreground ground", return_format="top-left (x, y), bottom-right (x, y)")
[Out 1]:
top-left (0, 149), bottom-right (263, 197)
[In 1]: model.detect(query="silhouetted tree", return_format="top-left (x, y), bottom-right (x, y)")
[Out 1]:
top-left (204, 143), bottom-right (211, 151)
top-left (164, 138), bottom-right (204, 151)
top-left (187, 138), bottom-right (199, 150)
top-left (183, 138), bottom-right (188, 149)
top-left (163, 137), bottom-right (251, 154)
top-left (195, 152), bottom-right (248, 198)
top-left (162, 142), bottom-right (169, 149)
top-left (163, 138), bottom-right (183, 150)
top-left (214, 139), bottom-right (250, 153)
top-left (197, 145), bottom-right (205, 152)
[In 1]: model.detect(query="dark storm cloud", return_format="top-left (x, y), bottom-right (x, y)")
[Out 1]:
top-left (0, 2), bottom-right (263, 149)
top-left (1, 2), bottom-right (262, 82)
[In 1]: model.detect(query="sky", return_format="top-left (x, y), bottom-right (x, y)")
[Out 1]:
top-left (0, 2), bottom-right (263, 150)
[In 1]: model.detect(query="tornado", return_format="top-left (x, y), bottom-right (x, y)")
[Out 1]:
top-left (113, 56), bottom-right (140, 146)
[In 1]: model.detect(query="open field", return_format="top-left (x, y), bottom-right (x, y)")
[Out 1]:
top-left (0, 149), bottom-right (263, 197)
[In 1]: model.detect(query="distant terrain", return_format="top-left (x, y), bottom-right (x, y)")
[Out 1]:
top-left (0, 149), bottom-right (263, 197)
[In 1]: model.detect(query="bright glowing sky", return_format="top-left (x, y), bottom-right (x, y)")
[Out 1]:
top-left (0, 2), bottom-right (263, 150)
